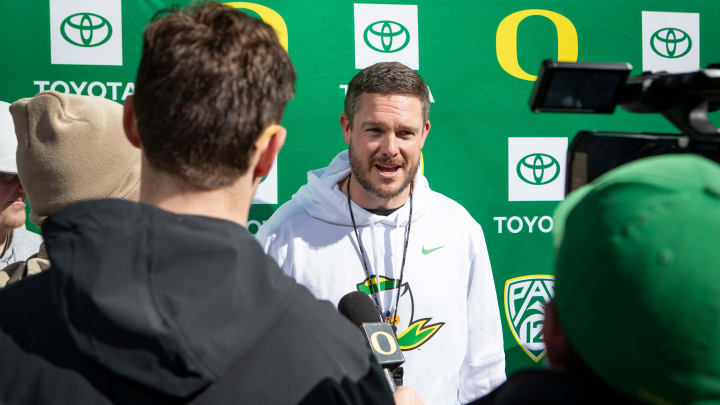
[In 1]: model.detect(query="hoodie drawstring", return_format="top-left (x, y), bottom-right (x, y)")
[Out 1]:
top-left (368, 216), bottom-right (384, 311)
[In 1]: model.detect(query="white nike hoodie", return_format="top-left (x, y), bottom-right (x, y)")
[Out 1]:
top-left (257, 151), bottom-right (506, 404)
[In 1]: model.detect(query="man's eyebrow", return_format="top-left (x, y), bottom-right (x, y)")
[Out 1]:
top-left (360, 121), bottom-right (421, 132)
top-left (396, 124), bottom-right (421, 132)
top-left (360, 121), bottom-right (387, 127)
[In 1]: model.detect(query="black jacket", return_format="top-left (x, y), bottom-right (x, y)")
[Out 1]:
top-left (0, 199), bottom-right (392, 404)
top-left (469, 369), bottom-right (639, 405)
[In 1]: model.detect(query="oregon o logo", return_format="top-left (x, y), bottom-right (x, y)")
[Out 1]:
top-left (370, 331), bottom-right (398, 355)
top-left (224, 2), bottom-right (289, 51)
top-left (496, 9), bottom-right (578, 81)
top-left (363, 20), bottom-right (410, 53)
top-left (60, 13), bottom-right (112, 47)
top-left (517, 153), bottom-right (560, 185)
top-left (650, 27), bottom-right (692, 58)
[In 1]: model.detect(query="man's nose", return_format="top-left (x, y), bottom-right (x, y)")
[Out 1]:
top-left (11, 177), bottom-right (23, 195)
top-left (380, 133), bottom-right (399, 157)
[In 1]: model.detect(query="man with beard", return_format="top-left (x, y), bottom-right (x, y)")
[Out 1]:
top-left (0, 101), bottom-right (41, 275)
top-left (257, 62), bottom-right (506, 404)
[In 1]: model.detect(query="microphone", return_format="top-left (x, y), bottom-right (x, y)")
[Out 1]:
top-left (338, 291), bottom-right (405, 392)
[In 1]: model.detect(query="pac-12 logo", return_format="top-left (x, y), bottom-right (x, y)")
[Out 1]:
top-left (504, 275), bottom-right (554, 362)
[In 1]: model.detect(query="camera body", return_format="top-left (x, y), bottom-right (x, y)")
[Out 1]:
top-left (529, 60), bottom-right (720, 193)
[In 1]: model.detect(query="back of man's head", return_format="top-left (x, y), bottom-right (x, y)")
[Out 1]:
top-left (133, 2), bottom-right (295, 189)
top-left (552, 154), bottom-right (720, 404)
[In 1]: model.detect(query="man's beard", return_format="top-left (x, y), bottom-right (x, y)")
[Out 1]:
top-left (0, 206), bottom-right (26, 230)
top-left (348, 144), bottom-right (418, 200)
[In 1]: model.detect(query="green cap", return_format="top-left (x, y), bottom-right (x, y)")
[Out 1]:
top-left (553, 154), bottom-right (720, 404)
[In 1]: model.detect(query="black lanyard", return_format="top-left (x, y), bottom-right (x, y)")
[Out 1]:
top-left (347, 173), bottom-right (413, 325)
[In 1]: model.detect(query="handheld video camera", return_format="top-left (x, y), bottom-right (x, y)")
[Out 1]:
top-left (528, 59), bottom-right (720, 194)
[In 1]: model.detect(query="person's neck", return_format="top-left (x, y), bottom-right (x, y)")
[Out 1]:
top-left (139, 161), bottom-right (254, 227)
top-left (339, 174), bottom-right (410, 210)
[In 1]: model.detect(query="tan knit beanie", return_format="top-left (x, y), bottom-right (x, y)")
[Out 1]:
top-left (9, 91), bottom-right (140, 226)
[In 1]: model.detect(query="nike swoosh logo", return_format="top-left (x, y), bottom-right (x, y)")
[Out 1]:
top-left (422, 245), bottom-right (444, 255)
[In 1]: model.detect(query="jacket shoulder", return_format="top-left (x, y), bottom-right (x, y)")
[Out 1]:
top-left (194, 283), bottom-right (394, 404)
top-left (0, 273), bottom-right (167, 403)
top-left (256, 199), bottom-right (309, 243)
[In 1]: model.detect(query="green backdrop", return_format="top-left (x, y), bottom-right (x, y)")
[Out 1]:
top-left (1, 0), bottom-right (718, 374)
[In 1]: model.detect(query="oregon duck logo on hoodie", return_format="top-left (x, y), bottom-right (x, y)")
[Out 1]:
top-left (357, 276), bottom-right (444, 350)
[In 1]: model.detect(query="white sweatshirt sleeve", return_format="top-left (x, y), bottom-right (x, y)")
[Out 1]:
top-left (256, 226), bottom-right (292, 277)
top-left (458, 232), bottom-right (506, 403)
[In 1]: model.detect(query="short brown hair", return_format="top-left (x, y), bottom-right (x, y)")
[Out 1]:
top-left (134, 2), bottom-right (295, 189)
top-left (344, 62), bottom-right (429, 126)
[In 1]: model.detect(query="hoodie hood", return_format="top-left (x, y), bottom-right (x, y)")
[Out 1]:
top-left (42, 199), bottom-right (296, 398)
top-left (293, 150), bottom-right (430, 227)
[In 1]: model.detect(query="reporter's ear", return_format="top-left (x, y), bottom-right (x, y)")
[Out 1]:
top-left (543, 301), bottom-right (570, 371)
top-left (253, 125), bottom-right (286, 182)
top-left (123, 96), bottom-right (141, 149)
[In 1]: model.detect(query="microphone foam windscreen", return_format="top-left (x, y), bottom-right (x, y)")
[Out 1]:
top-left (337, 291), bottom-right (382, 326)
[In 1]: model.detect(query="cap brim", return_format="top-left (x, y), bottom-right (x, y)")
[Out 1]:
top-left (0, 155), bottom-right (17, 174)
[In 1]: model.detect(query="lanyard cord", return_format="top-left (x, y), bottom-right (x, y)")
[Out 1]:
top-left (347, 173), bottom-right (413, 324)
